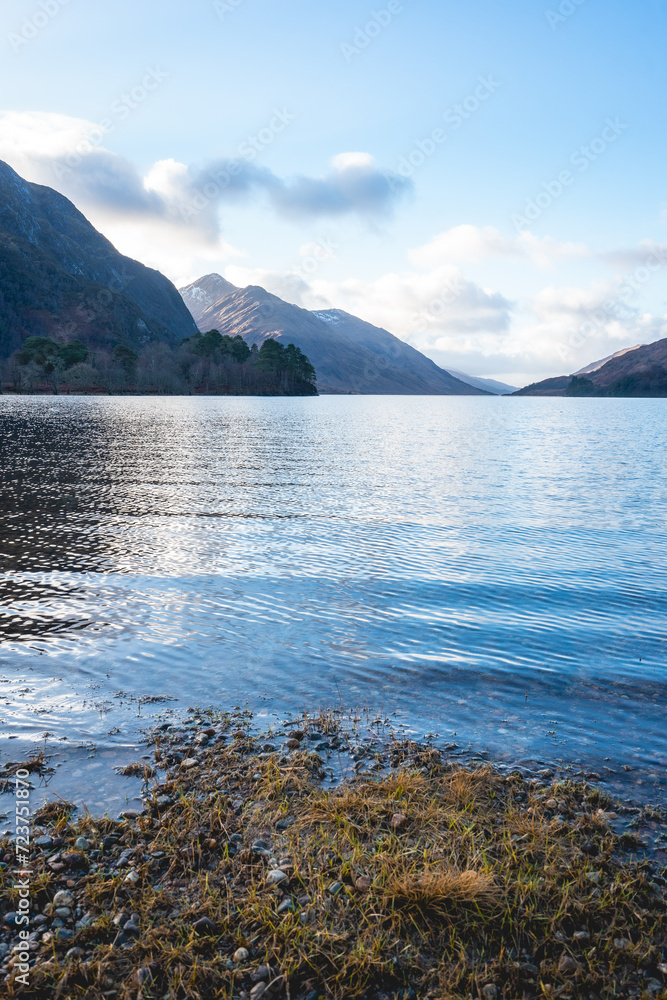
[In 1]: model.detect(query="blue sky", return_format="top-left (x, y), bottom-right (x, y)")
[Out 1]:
top-left (1, 0), bottom-right (666, 382)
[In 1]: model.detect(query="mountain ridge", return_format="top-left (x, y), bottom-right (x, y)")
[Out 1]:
top-left (179, 275), bottom-right (489, 395)
top-left (0, 158), bottom-right (197, 358)
top-left (513, 337), bottom-right (667, 396)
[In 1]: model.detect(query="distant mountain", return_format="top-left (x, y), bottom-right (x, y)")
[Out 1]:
top-left (179, 275), bottom-right (488, 395)
top-left (514, 337), bottom-right (667, 396)
top-left (180, 273), bottom-right (238, 323)
top-left (0, 159), bottom-right (197, 358)
top-left (573, 345), bottom-right (640, 375)
top-left (446, 369), bottom-right (517, 395)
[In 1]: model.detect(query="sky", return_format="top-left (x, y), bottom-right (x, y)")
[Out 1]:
top-left (1, 0), bottom-right (666, 384)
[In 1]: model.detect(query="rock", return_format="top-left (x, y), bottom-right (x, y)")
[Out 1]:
top-left (53, 890), bottom-right (74, 907)
top-left (355, 875), bottom-right (372, 891)
top-left (262, 743), bottom-right (277, 753)
top-left (558, 954), bottom-right (578, 974)
top-left (659, 962), bottom-right (667, 975)
top-left (250, 984), bottom-right (267, 1000)
top-left (54, 906), bottom-right (72, 918)
top-left (182, 758), bottom-right (199, 769)
top-left (573, 930), bottom-right (590, 941)
top-left (286, 739), bottom-right (301, 750)
top-left (233, 947), bottom-right (250, 963)
top-left (390, 812), bottom-right (408, 830)
top-left (266, 870), bottom-right (288, 886)
top-left (250, 965), bottom-right (271, 982)
top-left (277, 899), bottom-right (294, 914)
top-left (193, 916), bottom-right (216, 935)
top-left (307, 732), bottom-right (323, 741)
top-left (276, 816), bottom-right (295, 830)
top-left (136, 967), bottom-right (153, 985)
top-left (287, 731), bottom-right (304, 741)
top-left (614, 937), bottom-right (632, 950)
top-left (482, 987), bottom-right (497, 999)
top-left (3, 912), bottom-right (19, 927)
top-left (119, 809), bottom-right (142, 820)
top-left (113, 911), bottom-right (130, 927)
top-left (65, 947), bottom-right (85, 960)
top-left (123, 921), bottom-right (140, 934)
top-left (54, 928), bottom-right (74, 942)
top-left (252, 839), bottom-right (270, 855)
top-left (328, 881), bottom-right (344, 896)
top-left (545, 798), bottom-right (558, 809)
top-left (74, 837), bottom-right (90, 851)
top-left (63, 851), bottom-right (87, 868)
top-left (586, 871), bottom-right (601, 884)
top-left (34, 836), bottom-right (53, 848)
top-left (124, 869), bottom-right (139, 884)
top-left (156, 795), bottom-right (174, 810)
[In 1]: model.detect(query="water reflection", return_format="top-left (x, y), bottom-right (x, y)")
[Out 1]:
top-left (0, 395), bottom-right (666, 803)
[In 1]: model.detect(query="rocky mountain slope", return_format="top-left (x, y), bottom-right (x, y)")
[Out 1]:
top-left (514, 337), bottom-right (667, 396)
top-left (0, 159), bottom-right (197, 358)
top-left (180, 275), bottom-right (488, 395)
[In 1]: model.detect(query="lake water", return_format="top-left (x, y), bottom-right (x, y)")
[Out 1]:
top-left (1, 394), bottom-right (666, 814)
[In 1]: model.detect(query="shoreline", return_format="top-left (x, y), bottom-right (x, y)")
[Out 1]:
top-left (2, 707), bottom-right (666, 998)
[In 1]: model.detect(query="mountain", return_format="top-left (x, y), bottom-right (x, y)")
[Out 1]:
top-left (446, 369), bottom-right (517, 395)
top-left (573, 345), bottom-right (640, 375)
top-left (179, 276), bottom-right (488, 395)
top-left (0, 159), bottom-right (197, 358)
top-left (514, 337), bottom-right (667, 396)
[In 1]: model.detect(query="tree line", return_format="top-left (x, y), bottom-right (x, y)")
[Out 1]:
top-left (0, 330), bottom-right (318, 396)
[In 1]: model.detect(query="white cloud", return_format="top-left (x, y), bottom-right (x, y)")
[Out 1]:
top-left (409, 224), bottom-right (589, 269)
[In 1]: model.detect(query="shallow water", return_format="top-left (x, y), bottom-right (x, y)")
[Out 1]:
top-left (0, 394), bottom-right (666, 814)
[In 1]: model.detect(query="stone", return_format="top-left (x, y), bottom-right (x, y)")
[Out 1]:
top-left (613, 937), bottom-right (632, 950)
top-left (573, 930), bottom-right (589, 941)
top-left (74, 837), bottom-right (90, 851)
top-left (54, 906), bottom-right (72, 918)
top-left (124, 869), bottom-right (139, 884)
top-left (3, 912), bottom-right (19, 927)
top-left (182, 758), bottom-right (199, 769)
top-left (286, 739), bottom-right (301, 750)
top-left (233, 947), bottom-right (250, 963)
top-left (34, 836), bottom-right (53, 848)
top-left (328, 881), bottom-right (344, 896)
top-left (65, 947), bottom-right (85, 960)
top-left (390, 812), bottom-right (408, 830)
top-left (119, 809), bottom-right (142, 820)
top-left (277, 899), bottom-right (294, 914)
top-left (156, 795), bottom-right (174, 809)
top-left (193, 916), bottom-right (216, 934)
top-left (252, 839), bottom-right (270, 855)
top-left (659, 963), bottom-right (667, 974)
top-left (355, 875), bottom-right (372, 891)
top-left (54, 928), bottom-right (74, 942)
top-left (250, 984), bottom-right (267, 1000)
top-left (250, 964), bottom-right (271, 981)
top-left (545, 798), bottom-right (558, 809)
top-left (63, 851), bottom-right (87, 868)
top-left (558, 954), bottom-right (578, 974)
top-left (276, 816), bottom-right (295, 830)
top-left (123, 921), bottom-right (140, 934)
top-left (266, 870), bottom-right (288, 886)
top-left (482, 987), bottom-right (497, 999)
top-left (53, 890), bottom-right (74, 907)
top-left (287, 731), bottom-right (304, 741)
top-left (136, 967), bottom-right (153, 985)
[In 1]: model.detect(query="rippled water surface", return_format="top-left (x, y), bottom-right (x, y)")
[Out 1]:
top-left (1, 395), bottom-right (666, 811)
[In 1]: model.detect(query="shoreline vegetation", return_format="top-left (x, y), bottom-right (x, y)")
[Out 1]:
top-left (0, 333), bottom-right (318, 397)
top-left (2, 709), bottom-right (666, 999)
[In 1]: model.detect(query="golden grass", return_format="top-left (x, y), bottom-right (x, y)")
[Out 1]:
top-left (2, 711), bottom-right (666, 1000)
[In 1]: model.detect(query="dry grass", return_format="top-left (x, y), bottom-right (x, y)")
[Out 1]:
top-left (2, 712), bottom-right (666, 1000)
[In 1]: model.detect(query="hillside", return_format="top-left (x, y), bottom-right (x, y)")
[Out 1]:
top-left (513, 337), bottom-right (667, 396)
top-left (180, 275), bottom-right (488, 395)
top-left (0, 159), bottom-right (197, 358)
